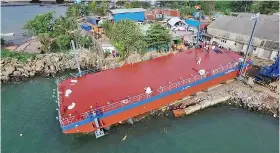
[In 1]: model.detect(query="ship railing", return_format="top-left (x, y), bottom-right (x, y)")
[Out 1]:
top-left (211, 62), bottom-right (237, 75)
top-left (157, 73), bottom-right (208, 93)
top-left (60, 92), bottom-right (151, 126)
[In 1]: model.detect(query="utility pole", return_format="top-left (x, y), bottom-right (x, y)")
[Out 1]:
top-left (196, 7), bottom-right (202, 48)
top-left (238, 13), bottom-right (260, 79)
top-left (70, 40), bottom-right (82, 77)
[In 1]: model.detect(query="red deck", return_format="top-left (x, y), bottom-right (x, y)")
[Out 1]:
top-left (59, 48), bottom-right (241, 118)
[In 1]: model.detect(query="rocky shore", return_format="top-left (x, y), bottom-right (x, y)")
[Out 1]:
top-left (168, 80), bottom-right (279, 118)
top-left (1, 50), bottom-right (170, 82)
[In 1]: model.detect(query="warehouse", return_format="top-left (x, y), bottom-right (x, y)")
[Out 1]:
top-left (108, 8), bottom-right (146, 22)
top-left (207, 14), bottom-right (279, 60)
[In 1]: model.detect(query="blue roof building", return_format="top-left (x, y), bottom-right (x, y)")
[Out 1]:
top-left (109, 8), bottom-right (146, 22)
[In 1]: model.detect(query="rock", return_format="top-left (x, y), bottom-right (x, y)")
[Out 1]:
top-left (35, 60), bottom-right (45, 72)
top-left (23, 66), bottom-right (32, 72)
top-left (27, 58), bottom-right (33, 62)
top-left (11, 58), bottom-right (18, 63)
top-left (36, 54), bottom-right (45, 58)
top-left (1, 76), bottom-right (10, 81)
top-left (29, 72), bottom-right (35, 77)
top-left (17, 68), bottom-right (25, 72)
top-left (5, 66), bottom-right (15, 75)
top-left (1, 60), bottom-right (4, 64)
top-left (53, 56), bottom-right (60, 62)
top-left (14, 63), bottom-right (24, 67)
top-left (35, 66), bottom-right (43, 72)
top-left (13, 71), bottom-right (21, 76)
top-left (22, 72), bottom-right (29, 77)
top-left (50, 65), bottom-right (56, 71)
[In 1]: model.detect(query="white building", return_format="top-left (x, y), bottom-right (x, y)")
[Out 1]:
top-left (207, 13), bottom-right (279, 60)
top-left (167, 17), bottom-right (187, 31)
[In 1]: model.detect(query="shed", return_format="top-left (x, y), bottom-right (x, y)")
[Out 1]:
top-left (109, 8), bottom-right (146, 22)
top-left (81, 23), bottom-right (92, 32)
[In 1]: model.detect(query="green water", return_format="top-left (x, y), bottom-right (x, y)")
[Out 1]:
top-left (2, 77), bottom-right (279, 153)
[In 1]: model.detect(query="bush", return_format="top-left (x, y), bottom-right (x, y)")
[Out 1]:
top-left (1, 49), bottom-right (37, 63)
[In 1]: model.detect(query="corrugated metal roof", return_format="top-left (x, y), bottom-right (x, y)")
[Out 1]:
top-left (109, 8), bottom-right (146, 14)
top-left (208, 15), bottom-right (279, 42)
top-left (168, 17), bottom-right (186, 26)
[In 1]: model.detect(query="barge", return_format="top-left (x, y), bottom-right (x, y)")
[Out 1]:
top-left (56, 47), bottom-right (252, 138)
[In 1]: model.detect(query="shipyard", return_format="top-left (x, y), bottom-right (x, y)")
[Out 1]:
top-left (1, 1), bottom-right (279, 153)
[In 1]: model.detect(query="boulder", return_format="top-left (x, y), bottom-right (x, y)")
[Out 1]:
top-left (22, 72), bottom-right (29, 78)
top-left (13, 71), bottom-right (21, 76)
top-left (1, 76), bottom-right (10, 82)
top-left (35, 60), bottom-right (45, 72)
top-left (5, 66), bottom-right (15, 75)
top-left (23, 66), bottom-right (32, 72)
top-left (17, 68), bottom-right (25, 72)
top-left (14, 63), bottom-right (24, 67)
top-left (29, 71), bottom-right (35, 77)
top-left (50, 65), bottom-right (56, 71)
top-left (53, 56), bottom-right (60, 62)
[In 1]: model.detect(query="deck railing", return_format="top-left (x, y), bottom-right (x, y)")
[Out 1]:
top-left (59, 62), bottom-right (238, 126)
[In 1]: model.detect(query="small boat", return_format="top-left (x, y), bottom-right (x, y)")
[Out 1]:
top-left (1, 33), bottom-right (14, 37)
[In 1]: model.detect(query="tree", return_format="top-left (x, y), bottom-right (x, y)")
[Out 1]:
top-left (250, 1), bottom-right (279, 14)
top-left (96, 0), bottom-right (107, 16)
top-left (141, 2), bottom-right (151, 9)
top-left (144, 23), bottom-right (172, 52)
top-left (215, 1), bottom-right (232, 14)
top-left (52, 16), bottom-right (77, 37)
top-left (198, 1), bottom-right (216, 15)
top-left (38, 33), bottom-right (53, 53)
top-left (89, 1), bottom-right (97, 14)
top-left (66, 4), bottom-right (81, 18)
top-left (130, 1), bottom-right (141, 8)
top-left (110, 20), bottom-right (143, 59)
top-left (100, 20), bottom-right (113, 39)
top-left (231, 1), bottom-right (253, 12)
top-left (24, 11), bottom-right (55, 36)
top-left (180, 6), bottom-right (197, 17)
top-left (56, 35), bottom-right (71, 50)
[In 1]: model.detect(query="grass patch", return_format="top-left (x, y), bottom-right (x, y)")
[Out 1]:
top-left (1, 49), bottom-right (38, 63)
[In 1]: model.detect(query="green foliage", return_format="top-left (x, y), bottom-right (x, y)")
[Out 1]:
top-left (145, 23), bottom-right (172, 49)
top-left (231, 1), bottom-right (252, 12)
top-left (66, 4), bottom-right (89, 18)
top-left (215, 1), bottom-right (232, 14)
top-left (104, 50), bottom-right (111, 58)
top-left (38, 33), bottom-right (53, 53)
top-left (141, 2), bottom-right (151, 9)
top-left (24, 11), bottom-right (55, 36)
top-left (52, 16), bottom-right (77, 37)
top-left (75, 34), bottom-right (92, 49)
top-left (100, 20), bottom-right (113, 38)
top-left (95, 0), bottom-right (107, 16)
top-left (1, 49), bottom-right (37, 63)
top-left (110, 20), bottom-right (145, 60)
top-left (180, 6), bottom-right (197, 16)
top-left (89, 1), bottom-right (97, 14)
top-left (56, 35), bottom-right (71, 50)
top-left (250, 1), bottom-right (279, 14)
top-left (66, 4), bottom-right (81, 18)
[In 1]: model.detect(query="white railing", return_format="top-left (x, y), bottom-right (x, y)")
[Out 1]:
top-left (59, 62), bottom-right (238, 126)
top-left (60, 92), bottom-right (152, 126)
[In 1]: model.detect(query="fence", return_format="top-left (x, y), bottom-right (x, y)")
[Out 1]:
top-left (59, 62), bottom-right (238, 126)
